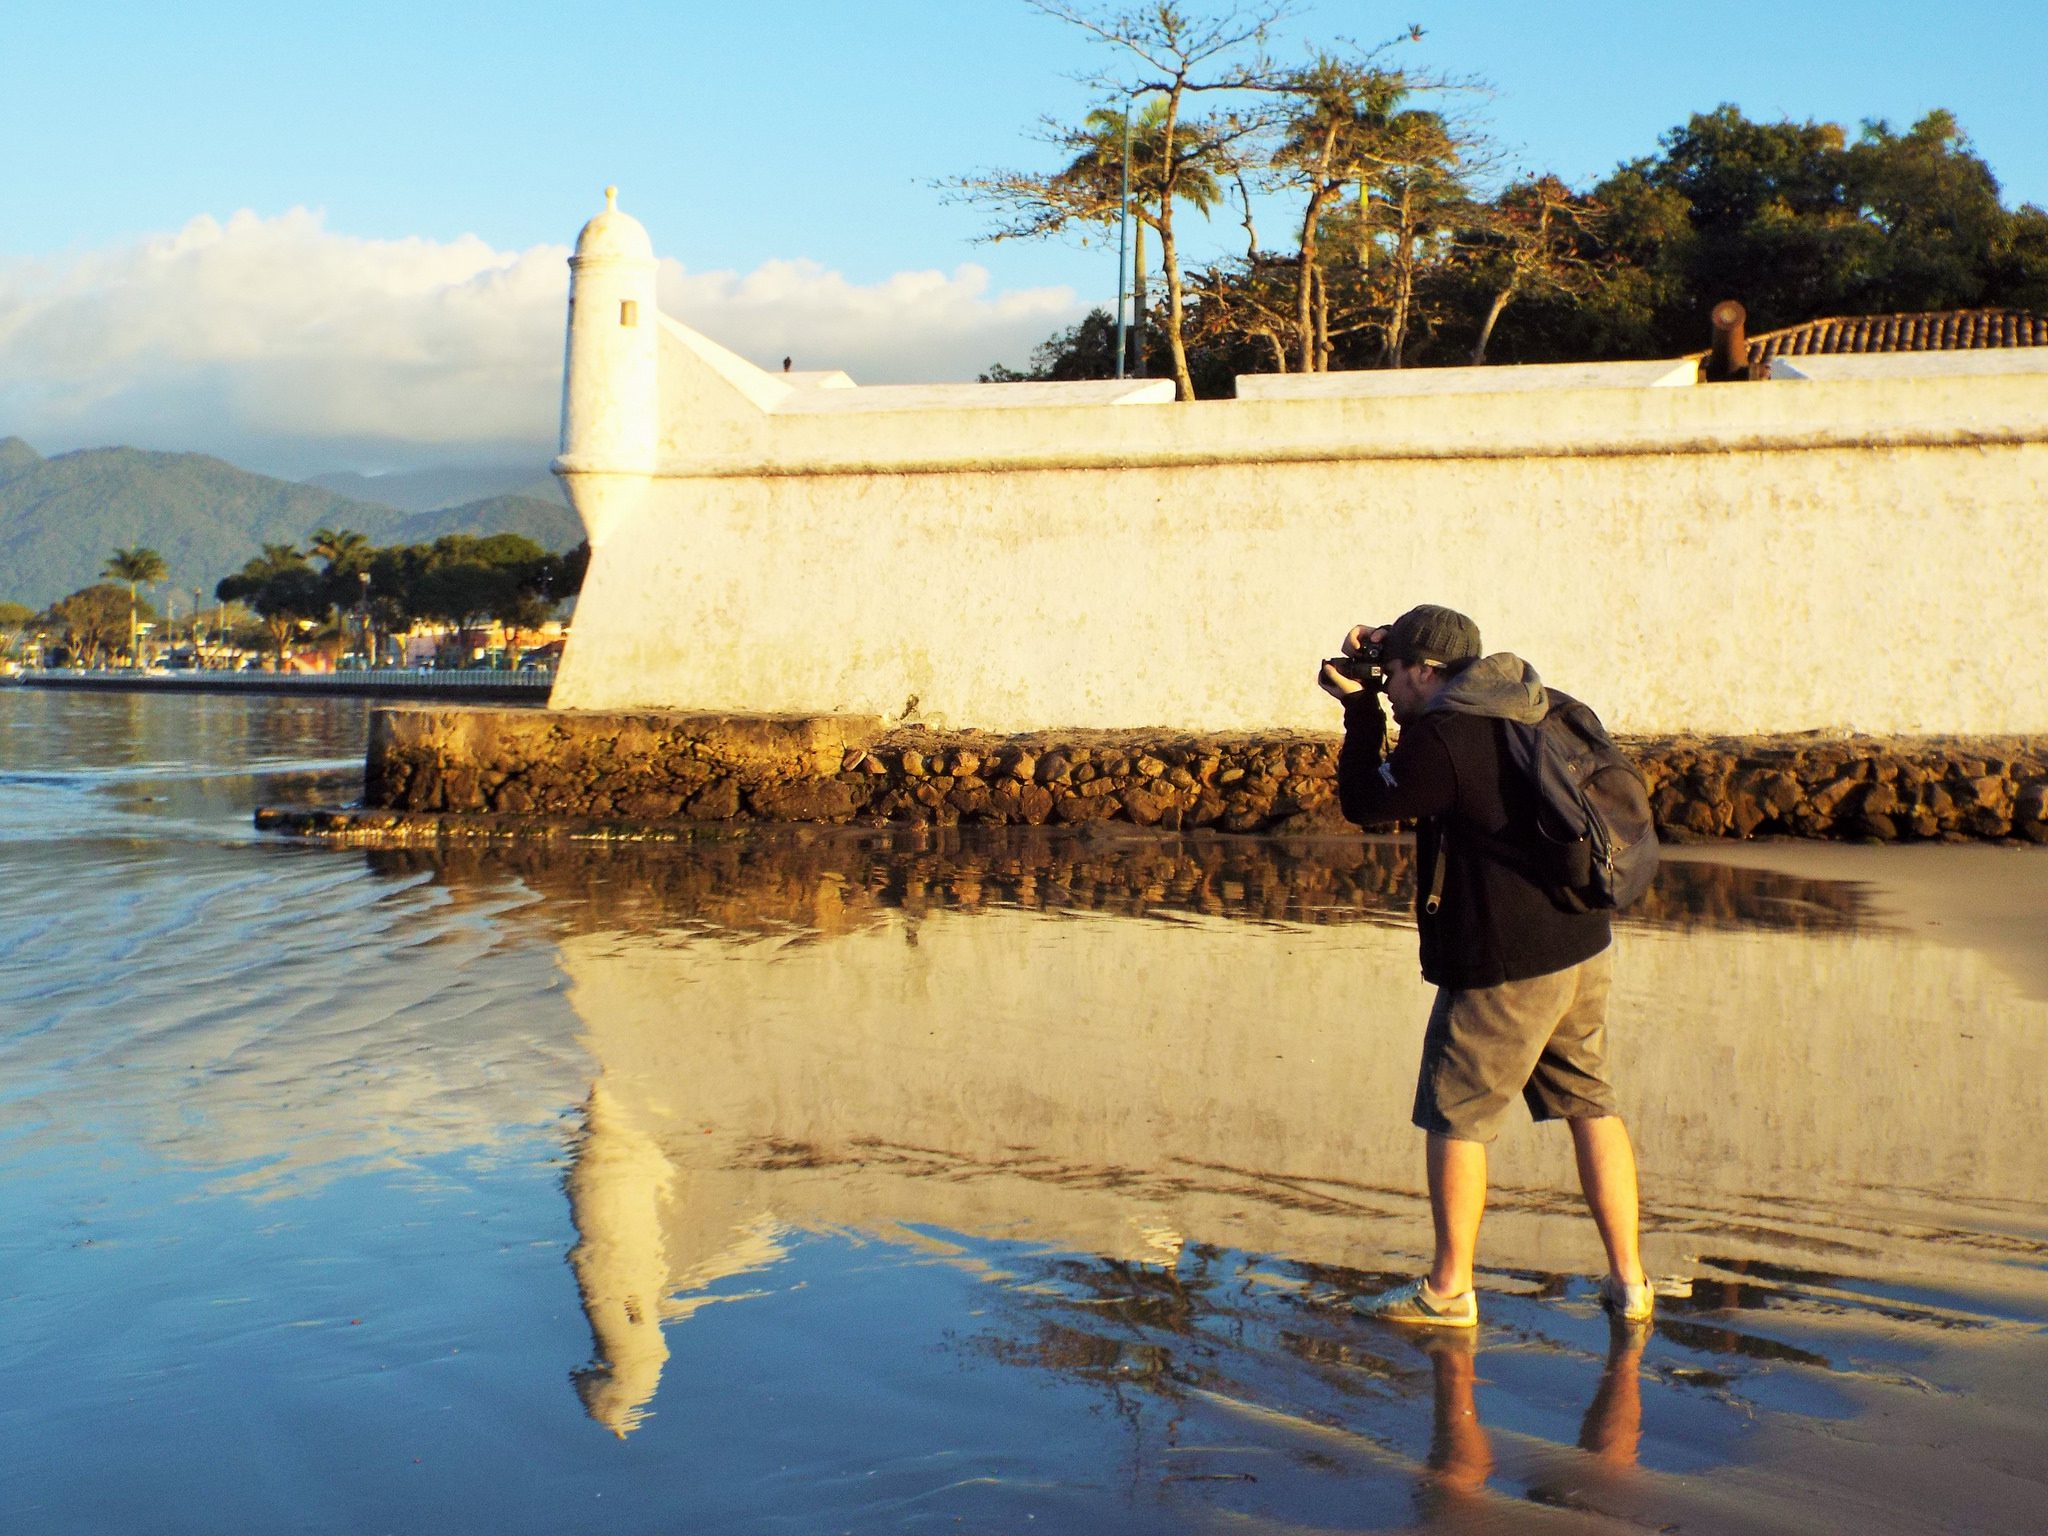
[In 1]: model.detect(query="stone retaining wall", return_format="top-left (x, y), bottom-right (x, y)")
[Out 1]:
top-left (352, 707), bottom-right (2048, 844)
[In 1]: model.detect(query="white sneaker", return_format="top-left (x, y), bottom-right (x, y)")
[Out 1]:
top-left (1356, 1277), bottom-right (1479, 1328)
top-left (1599, 1274), bottom-right (1654, 1323)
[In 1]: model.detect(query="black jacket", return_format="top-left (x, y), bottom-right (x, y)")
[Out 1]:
top-left (1337, 653), bottom-right (1610, 990)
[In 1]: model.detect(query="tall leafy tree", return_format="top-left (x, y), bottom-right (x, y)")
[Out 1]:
top-left (1345, 105), bottom-right (1469, 366)
top-left (1463, 175), bottom-right (1610, 363)
top-left (1842, 111), bottom-right (2007, 312)
top-left (1991, 203), bottom-right (2048, 312)
top-left (0, 601), bottom-right (32, 664)
top-left (309, 527), bottom-right (374, 661)
top-left (1578, 104), bottom-right (2039, 355)
top-left (981, 307), bottom-right (1128, 381)
top-left (47, 584), bottom-right (152, 669)
top-left (1270, 56), bottom-right (1421, 371)
top-left (103, 545), bottom-right (167, 667)
top-left (408, 534), bottom-right (551, 666)
top-left (216, 544), bottom-right (325, 665)
top-left (308, 527), bottom-right (371, 576)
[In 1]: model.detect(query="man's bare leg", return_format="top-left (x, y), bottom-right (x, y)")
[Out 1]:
top-left (1569, 1115), bottom-right (1645, 1286)
top-left (1426, 1133), bottom-right (1488, 1297)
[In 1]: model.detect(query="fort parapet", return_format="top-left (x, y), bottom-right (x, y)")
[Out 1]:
top-left (548, 191), bottom-right (2048, 740)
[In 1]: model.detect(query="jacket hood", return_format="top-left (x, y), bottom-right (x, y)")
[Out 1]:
top-left (1423, 652), bottom-right (1548, 724)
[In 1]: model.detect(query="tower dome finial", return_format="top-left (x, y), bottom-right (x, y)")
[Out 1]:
top-left (573, 186), bottom-right (653, 263)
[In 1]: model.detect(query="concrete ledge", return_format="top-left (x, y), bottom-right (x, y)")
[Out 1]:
top-left (328, 707), bottom-right (2048, 845)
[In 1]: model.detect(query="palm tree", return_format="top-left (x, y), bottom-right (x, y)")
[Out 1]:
top-left (103, 546), bottom-right (167, 668)
top-left (308, 527), bottom-right (370, 572)
top-left (308, 529), bottom-right (373, 664)
top-left (957, 89), bottom-right (1229, 400)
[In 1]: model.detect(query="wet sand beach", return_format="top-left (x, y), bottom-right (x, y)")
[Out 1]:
top-left (3, 689), bottom-right (2045, 1533)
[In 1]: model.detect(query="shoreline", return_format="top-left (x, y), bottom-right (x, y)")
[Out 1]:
top-left (11, 669), bottom-right (552, 703)
top-left (261, 705), bottom-right (2048, 846)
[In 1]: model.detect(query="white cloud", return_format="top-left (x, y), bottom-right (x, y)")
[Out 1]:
top-left (660, 258), bottom-right (1080, 383)
top-left (0, 210), bottom-right (1081, 475)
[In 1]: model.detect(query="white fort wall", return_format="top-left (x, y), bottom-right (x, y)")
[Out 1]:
top-left (550, 197), bottom-right (2048, 735)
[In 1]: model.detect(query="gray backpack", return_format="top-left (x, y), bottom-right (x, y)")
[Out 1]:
top-left (1497, 692), bottom-right (1659, 912)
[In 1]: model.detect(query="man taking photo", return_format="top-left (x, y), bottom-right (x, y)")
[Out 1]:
top-left (1319, 604), bottom-right (1652, 1328)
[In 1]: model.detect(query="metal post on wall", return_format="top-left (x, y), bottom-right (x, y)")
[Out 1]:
top-left (1114, 104), bottom-right (1131, 380)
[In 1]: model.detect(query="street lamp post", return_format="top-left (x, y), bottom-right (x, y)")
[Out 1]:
top-left (358, 571), bottom-right (373, 669)
top-left (1115, 104), bottom-right (1132, 381)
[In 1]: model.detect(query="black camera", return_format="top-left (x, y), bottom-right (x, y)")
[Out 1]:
top-left (1323, 640), bottom-right (1386, 686)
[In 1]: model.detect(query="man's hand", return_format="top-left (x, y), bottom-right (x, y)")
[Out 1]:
top-left (1319, 658), bottom-right (1364, 698)
top-left (1319, 625), bottom-right (1389, 701)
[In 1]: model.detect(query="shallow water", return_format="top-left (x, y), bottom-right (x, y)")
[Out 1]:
top-left (3, 689), bottom-right (2045, 1534)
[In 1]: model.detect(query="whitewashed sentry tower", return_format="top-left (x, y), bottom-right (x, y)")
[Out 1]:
top-left (557, 187), bottom-right (659, 546)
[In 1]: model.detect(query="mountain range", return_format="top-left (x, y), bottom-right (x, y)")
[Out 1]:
top-left (303, 464), bottom-right (569, 514)
top-left (0, 439), bottom-right (583, 610)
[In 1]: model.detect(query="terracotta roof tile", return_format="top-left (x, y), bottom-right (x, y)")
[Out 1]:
top-left (1747, 309), bottom-right (2048, 363)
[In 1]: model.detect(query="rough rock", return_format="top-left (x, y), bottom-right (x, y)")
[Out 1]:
top-left (348, 707), bottom-right (2048, 844)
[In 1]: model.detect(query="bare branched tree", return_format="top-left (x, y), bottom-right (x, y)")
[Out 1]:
top-left (1464, 176), bottom-right (1611, 363)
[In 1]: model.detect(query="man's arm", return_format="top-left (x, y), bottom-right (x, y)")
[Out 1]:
top-left (1337, 696), bottom-right (1458, 826)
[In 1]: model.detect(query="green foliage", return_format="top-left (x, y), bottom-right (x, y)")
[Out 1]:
top-left (216, 545), bottom-right (326, 660)
top-left (969, 8), bottom-right (2040, 378)
top-left (45, 583), bottom-right (157, 666)
top-left (1561, 104), bottom-right (2038, 357)
top-left (0, 600), bottom-right (36, 629)
top-left (1992, 204), bottom-right (2048, 312)
top-left (404, 534), bottom-right (540, 627)
top-left (308, 527), bottom-right (372, 574)
top-left (300, 529), bottom-right (573, 660)
top-left (547, 541), bottom-right (590, 601)
top-left (103, 545), bottom-right (168, 587)
top-left (994, 94), bottom-right (2048, 382)
top-left (981, 308), bottom-right (1129, 381)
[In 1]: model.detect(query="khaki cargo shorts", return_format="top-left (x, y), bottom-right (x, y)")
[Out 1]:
top-left (1412, 947), bottom-right (1618, 1143)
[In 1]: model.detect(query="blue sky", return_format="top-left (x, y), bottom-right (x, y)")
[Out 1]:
top-left (3, 0), bottom-right (2043, 473)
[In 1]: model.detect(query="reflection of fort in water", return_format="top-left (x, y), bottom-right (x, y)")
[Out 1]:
top-left (377, 831), bottom-right (2048, 1435)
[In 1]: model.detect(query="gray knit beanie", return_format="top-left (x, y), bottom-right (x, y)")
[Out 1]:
top-left (1385, 604), bottom-right (1481, 668)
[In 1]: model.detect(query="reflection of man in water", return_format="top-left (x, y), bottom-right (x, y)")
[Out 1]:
top-left (1413, 1324), bottom-right (1647, 1520)
top-left (1319, 605), bottom-right (1653, 1328)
